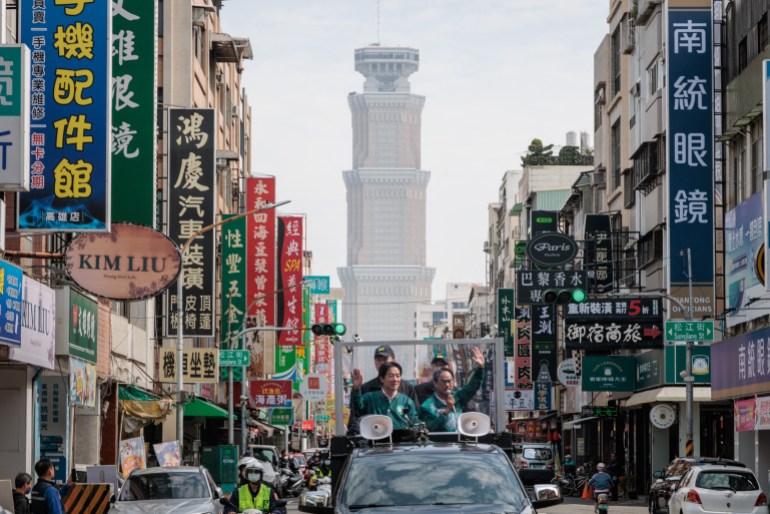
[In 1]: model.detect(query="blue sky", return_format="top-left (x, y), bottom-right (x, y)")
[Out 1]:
top-left (220, 1), bottom-right (609, 300)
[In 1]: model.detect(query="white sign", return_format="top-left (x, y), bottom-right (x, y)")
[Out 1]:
top-left (10, 277), bottom-right (55, 369)
top-left (0, 45), bottom-right (29, 191)
top-left (300, 373), bottom-right (328, 402)
top-left (557, 358), bottom-right (580, 387)
top-left (649, 403), bottom-right (676, 429)
top-left (504, 389), bottom-right (534, 411)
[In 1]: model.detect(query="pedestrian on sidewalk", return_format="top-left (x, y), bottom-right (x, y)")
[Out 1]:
top-left (30, 460), bottom-right (63, 514)
top-left (13, 473), bottom-right (32, 514)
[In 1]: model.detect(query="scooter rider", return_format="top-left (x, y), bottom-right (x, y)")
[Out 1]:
top-left (588, 462), bottom-right (613, 514)
top-left (225, 462), bottom-right (282, 514)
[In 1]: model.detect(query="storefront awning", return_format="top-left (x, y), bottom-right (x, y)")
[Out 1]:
top-left (184, 397), bottom-right (229, 419)
top-left (119, 385), bottom-right (160, 401)
top-left (623, 386), bottom-right (711, 407)
top-left (119, 385), bottom-right (172, 423)
top-left (563, 416), bottom-right (598, 429)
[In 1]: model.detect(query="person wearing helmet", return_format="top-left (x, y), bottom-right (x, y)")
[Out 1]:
top-left (588, 462), bottom-right (613, 514)
top-left (225, 461), bottom-right (280, 514)
top-left (563, 454), bottom-right (576, 475)
top-left (236, 457), bottom-right (259, 487)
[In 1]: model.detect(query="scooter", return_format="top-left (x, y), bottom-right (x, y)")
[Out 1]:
top-left (279, 467), bottom-right (305, 497)
top-left (219, 498), bottom-right (288, 514)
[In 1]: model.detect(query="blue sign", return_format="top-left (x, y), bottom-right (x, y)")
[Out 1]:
top-left (304, 275), bottom-right (330, 294)
top-left (712, 325), bottom-right (770, 399)
top-left (19, 1), bottom-right (111, 230)
top-left (0, 260), bottom-right (23, 346)
top-left (666, 5), bottom-right (715, 316)
top-left (534, 381), bottom-right (551, 411)
top-left (725, 192), bottom-right (765, 326)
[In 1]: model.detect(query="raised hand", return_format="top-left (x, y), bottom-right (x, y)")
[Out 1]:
top-left (352, 368), bottom-right (363, 389)
top-left (471, 346), bottom-right (485, 368)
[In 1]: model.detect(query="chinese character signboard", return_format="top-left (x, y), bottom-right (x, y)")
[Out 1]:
top-left (516, 269), bottom-right (588, 305)
top-left (221, 215), bottom-right (246, 345)
top-left (20, 1), bottom-right (111, 230)
top-left (111, 0), bottom-right (156, 226)
top-left (582, 356), bottom-right (635, 392)
top-left (277, 216), bottom-right (303, 346)
top-left (498, 288), bottom-right (514, 356)
top-left (159, 348), bottom-right (218, 383)
top-left (667, 0), bottom-right (715, 319)
top-left (40, 377), bottom-right (68, 482)
top-left (514, 306), bottom-right (532, 391)
top-left (11, 277), bottom-right (55, 369)
top-left (246, 176), bottom-right (276, 328)
top-left (250, 379), bottom-right (292, 408)
top-left (564, 297), bottom-right (663, 349)
top-left (68, 289), bottom-right (97, 363)
top-left (166, 108), bottom-right (216, 337)
top-left (635, 350), bottom-right (663, 390)
top-left (0, 259), bottom-right (23, 347)
top-left (0, 45), bottom-right (30, 191)
top-left (584, 214), bottom-right (614, 293)
top-left (305, 275), bottom-right (330, 294)
top-left (314, 303), bottom-right (331, 366)
top-left (726, 192), bottom-right (766, 328)
top-left (531, 304), bottom-right (557, 381)
top-left (269, 408), bottom-right (294, 426)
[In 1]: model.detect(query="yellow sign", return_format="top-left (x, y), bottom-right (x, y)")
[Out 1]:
top-left (159, 348), bottom-right (219, 383)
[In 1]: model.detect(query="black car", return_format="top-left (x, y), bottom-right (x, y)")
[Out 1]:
top-left (298, 431), bottom-right (563, 514)
top-left (648, 457), bottom-right (746, 514)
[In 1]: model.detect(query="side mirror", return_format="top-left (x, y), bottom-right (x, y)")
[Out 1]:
top-left (214, 487), bottom-right (223, 499)
top-left (531, 484), bottom-right (564, 509)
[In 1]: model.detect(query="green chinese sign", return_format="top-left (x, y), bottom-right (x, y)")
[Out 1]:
top-left (69, 290), bottom-right (98, 364)
top-left (665, 345), bottom-right (711, 384)
top-left (582, 356), bottom-right (635, 391)
top-left (498, 288), bottom-right (515, 356)
top-left (269, 407), bottom-right (294, 426)
top-left (221, 215), bottom-right (246, 347)
top-left (111, 0), bottom-right (157, 226)
top-left (635, 350), bottom-right (663, 390)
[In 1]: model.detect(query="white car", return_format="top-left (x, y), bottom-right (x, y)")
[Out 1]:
top-left (668, 464), bottom-right (768, 514)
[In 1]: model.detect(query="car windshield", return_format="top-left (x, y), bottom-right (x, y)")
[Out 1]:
top-left (119, 471), bottom-right (209, 500)
top-left (253, 448), bottom-right (278, 466)
top-left (523, 448), bottom-right (552, 460)
top-left (696, 471), bottom-right (759, 491)
top-left (665, 460), bottom-right (692, 477)
top-left (340, 450), bottom-right (529, 509)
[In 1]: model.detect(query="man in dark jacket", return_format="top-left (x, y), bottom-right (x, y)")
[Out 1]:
top-left (415, 355), bottom-right (449, 406)
top-left (346, 345), bottom-right (419, 435)
top-left (30, 460), bottom-right (62, 514)
top-left (13, 473), bottom-right (31, 514)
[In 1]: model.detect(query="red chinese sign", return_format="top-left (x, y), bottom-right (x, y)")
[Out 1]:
top-left (245, 177), bottom-right (276, 327)
top-left (314, 303), bottom-right (331, 365)
top-left (514, 306), bottom-right (533, 390)
top-left (277, 216), bottom-right (303, 346)
top-left (250, 380), bottom-right (292, 408)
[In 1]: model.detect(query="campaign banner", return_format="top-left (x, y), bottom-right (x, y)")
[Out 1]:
top-left (276, 216), bottom-right (303, 346)
top-left (666, 1), bottom-right (715, 319)
top-left (735, 398), bottom-right (756, 432)
top-left (111, 0), bottom-right (156, 226)
top-left (119, 437), bottom-right (146, 477)
top-left (19, 0), bottom-right (111, 230)
top-left (166, 108), bottom-right (216, 337)
top-left (10, 277), bottom-right (55, 369)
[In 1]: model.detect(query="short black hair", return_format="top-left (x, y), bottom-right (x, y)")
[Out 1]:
top-left (15, 473), bottom-right (32, 489)
top-left (432, 366), bottom-right (454, 383)
top-left (378, 361), bottom-right (403, 379)
top-left (34, 459), bottom-right (53, 478)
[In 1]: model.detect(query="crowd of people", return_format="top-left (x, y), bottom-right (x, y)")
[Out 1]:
top-left (347, 345), bottom-right (487, 435)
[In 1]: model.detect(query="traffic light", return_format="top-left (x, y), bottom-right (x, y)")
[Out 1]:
top-left (311, 323), bottom-right (346, 337)
top-left (542, 288), bottom-right (587, 304)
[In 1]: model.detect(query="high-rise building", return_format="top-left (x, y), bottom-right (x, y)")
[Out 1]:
top-left (338, 45), bottom-right (435, 343)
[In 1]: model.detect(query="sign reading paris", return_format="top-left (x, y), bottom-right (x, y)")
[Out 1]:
top-left (526, 233), bottom-right (578, 267)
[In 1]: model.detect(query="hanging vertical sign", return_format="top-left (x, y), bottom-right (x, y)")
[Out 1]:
top-left (498, 288), bottom-right (514, 357)
top-left (666, 0), bottom-right (715, 319)
top-left (221, 215), bottom-right (246, 346)
top-left (111, 0), bottom-right (157, 226)
top-left (166, 108), bottom-right (216, 337)
top-left (514, 305), bottom-right (533, 391)
top-left (532, 304), bottom-right (557, 381)
top-left (277, 216), bottom-right (304, 346)
top-left (584, 214), bottom-right (614, 293)
top-left (314, 303), bottom-right (331, 367)
top-left (246, 176), bottom-right (276, 327)
top-left (0, 45), bottom-right (30, 191)
top-left (19, 0), bottom-right (111, 230)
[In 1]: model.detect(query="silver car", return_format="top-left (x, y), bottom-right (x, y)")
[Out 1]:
top-left (110, 466), bottom-right (224, 514)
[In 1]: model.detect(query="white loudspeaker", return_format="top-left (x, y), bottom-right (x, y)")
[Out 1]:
top-left (457, 412), bottom-right (491, 437)
top-left (359, 415), bottom-right (393, 441)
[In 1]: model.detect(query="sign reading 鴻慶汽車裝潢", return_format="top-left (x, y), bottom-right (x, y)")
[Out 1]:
top-left (564, 297), bottom-right (663, 350)
top-left (666, 0), bottom-right (715, 320)
top-left (581, 356), bottom-right (635, 392)
top-left (19, 1), bottom-right (111, 230)
top-left (526, 232), bottom-right (578, 267)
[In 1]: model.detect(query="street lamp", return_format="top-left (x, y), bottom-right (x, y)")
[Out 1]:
top-left (176, 199), bottom-right (290, 460)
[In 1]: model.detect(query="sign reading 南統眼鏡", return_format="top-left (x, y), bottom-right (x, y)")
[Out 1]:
top-left (19, 1), bottom-right (112, 230)
top-left (166, 109), bottom-right (216, 338)
top-left (111, 0), bottom-right (157, 227)
top-left (666, 1), bottom-right (715, 320)
top-left (158, 348), bottom-right (218, 383)
top-left (0, 45), bottom-right (30, 192)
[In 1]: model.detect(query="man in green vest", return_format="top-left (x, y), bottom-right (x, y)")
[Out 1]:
top-left (225, 461), bottom-right (279, 514)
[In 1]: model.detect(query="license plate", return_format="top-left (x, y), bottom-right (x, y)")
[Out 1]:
top-left (598, 504), bottom-right (609, 511)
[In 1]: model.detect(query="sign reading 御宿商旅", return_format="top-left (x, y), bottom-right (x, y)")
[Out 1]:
top-left (64, 223), bottom-right (181, 301)
top-left (582, 356), bottom-right (635, 392)
top-left (56, 288), bottom-right (97, 364)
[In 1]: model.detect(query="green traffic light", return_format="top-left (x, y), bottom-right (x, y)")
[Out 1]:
top-left (572, 288), bottom-right (587, 303)
top-left (334, 323), bottom-right (346, 336)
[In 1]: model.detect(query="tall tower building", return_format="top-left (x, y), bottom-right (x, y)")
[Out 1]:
top-left (338, 46), bottom-right (435, 343)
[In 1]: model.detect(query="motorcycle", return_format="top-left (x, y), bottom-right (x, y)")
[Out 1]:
top-left (279, 467), bottom-right (305, 497)
top-left (219, 498), bottom-right (288, 514)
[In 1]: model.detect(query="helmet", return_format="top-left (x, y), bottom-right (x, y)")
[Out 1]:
top-left (237, 456), bottom-right (259, 470)
top-left (244, 461), bottom-right (265, 483)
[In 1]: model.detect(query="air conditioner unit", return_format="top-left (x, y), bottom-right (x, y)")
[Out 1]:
top-left (590, 170), bottom-right (606, 185)
top-left (231, 105), bottom-right (239, 116)
top-left (215, 72), bottom-right (224, 85)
